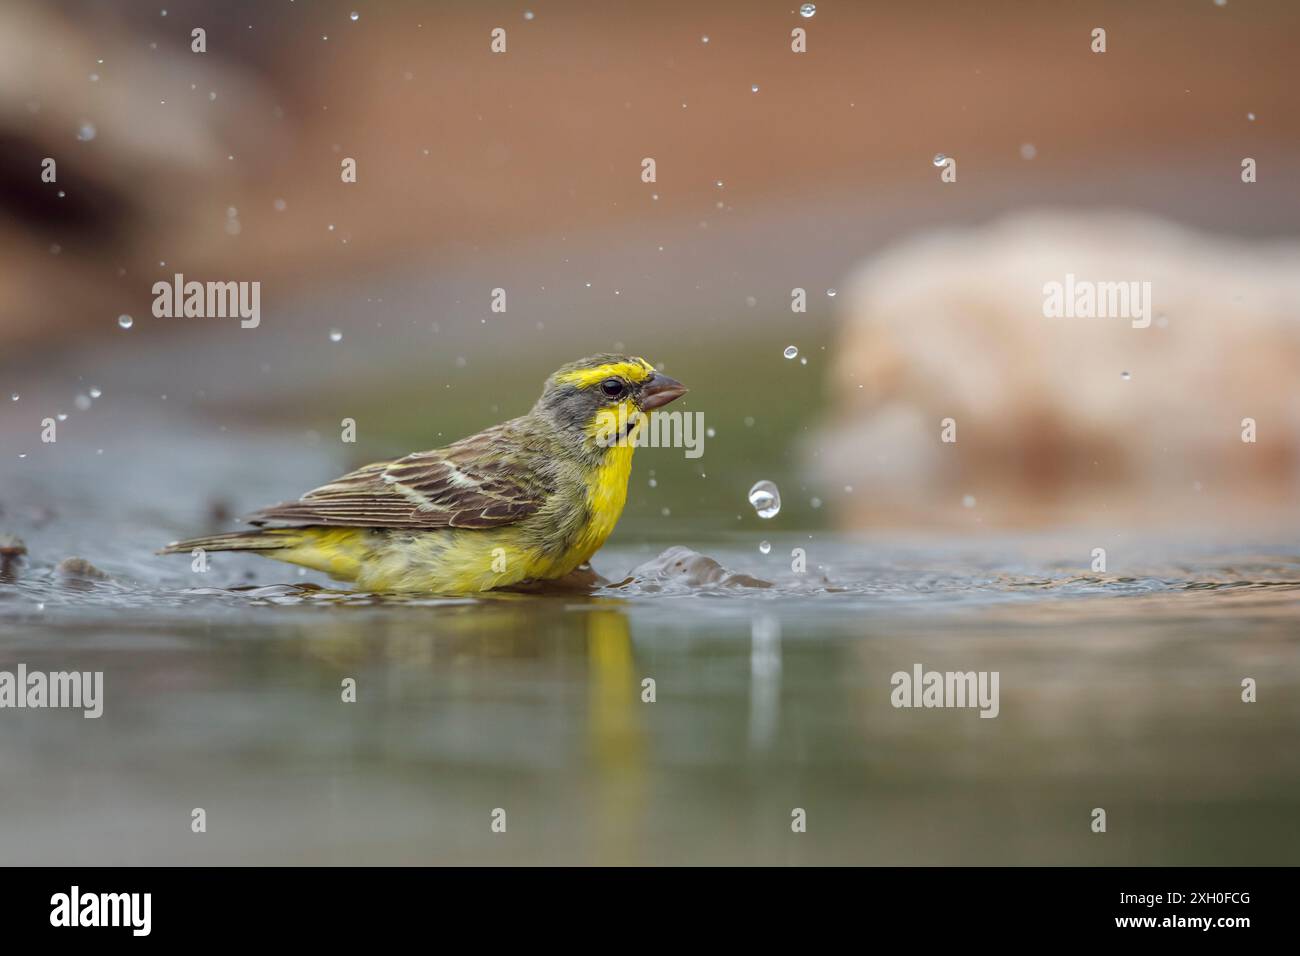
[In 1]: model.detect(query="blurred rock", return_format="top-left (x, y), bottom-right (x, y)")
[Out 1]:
top-left (56, 556), bottom-right (109, 580)
top-left (0, 533), bottom-right (27, 581)
top-left (817, 212), bottom-right (1300, 529)
top-left (621, 546), bottom-right (771, 590)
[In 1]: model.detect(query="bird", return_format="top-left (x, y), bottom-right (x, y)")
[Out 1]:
top-left (160, 355), bottom-right (687, 594)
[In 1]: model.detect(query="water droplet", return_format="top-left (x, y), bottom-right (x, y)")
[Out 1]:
top-left (56, 413), bottom-right (68, 422)
top-left (782, 345), bottom-right (799, 361)
top-left (714, 180), bottom-right (724, 188)
top-left (1246, 111), bottom-right (1256, 121)
top-left (759, 540), bottom-right (772, 554)
top-left (77, 121), bottom-right (96, 141)
top-left (329, 329), bottom-right (343, 343)
top-left (810, 496), bottom-right (822, 509)
top-left (750, 84), bottom-right (760, 93)
top-left (826, 288), bottom-right (837, 297)
top-left (273, 198), bottom-right (287, 211)
top-left (962, 494), bottom-right (976, 508)
top-left (10, 394), bottom-right (18, 402)
top-left (800, 357), bottom-right (808, 365)
top-left (117, 314), bottom-right (133, 329)
top-left (524, 10), bottom-right (535, 20)
top-left (1019, 142), bottom-right (1037, 160)
top-left (706, 427), bottom-right (716, 438)
top-left (799, 3), bottom-right (817, 17)
top-left (349, 11), bottom-right (359, 21)
top-left (748, 480), bottom-right (781, 519)
top-left (932, 153), bottom-right (947, 166)
top-left (648, 478), bottom-right (657, 488)
top-left (701, 35), bottom-right (710, 44)
top-left (1120, 370), bottom-right (1131, 381)
top-left (75, 394), bottom-right (92, 411)
top-left (89, 73), bottom-right (100, 83)
top-left (89, 387), bottom-right (102, 398)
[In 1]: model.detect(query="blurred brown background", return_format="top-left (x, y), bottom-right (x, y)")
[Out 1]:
top-left (2, 0), bottom-right (1298, 530)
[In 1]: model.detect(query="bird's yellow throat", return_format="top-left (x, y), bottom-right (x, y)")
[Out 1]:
top-left (575, 403), bottom-right (644, 558)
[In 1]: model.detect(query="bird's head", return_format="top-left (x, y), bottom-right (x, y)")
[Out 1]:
top-left (534, 354), bottom-right (688, 454)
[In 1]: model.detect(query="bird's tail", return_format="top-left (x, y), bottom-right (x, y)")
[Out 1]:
top-left (157, 529), bottom-right (301, 555)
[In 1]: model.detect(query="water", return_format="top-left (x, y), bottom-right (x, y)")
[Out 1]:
top-left (748, 480), bottom-right (781, 518)
top-left (1, 426), bottom-right (1297, 864)
top-left (2, 530), bottom-right (1297, 861)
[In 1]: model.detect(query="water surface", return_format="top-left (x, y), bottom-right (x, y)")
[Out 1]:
top-left (2, 464), bottom-right (1296, 864)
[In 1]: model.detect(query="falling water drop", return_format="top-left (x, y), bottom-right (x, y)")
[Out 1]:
top-left (783, 345), bottom-right (798, 360)
top-left (932, 153), bottom-right (947, 166)
top-left (117, 314), bottom-right (133, 329)
top-left (748, 480), bottom-right (781, 518)
top-left (799, 3), bottom-right (817, 18)
top-left (329, 329), bottom-right (343, 343)
top-left (759, 540), bottom-right (772, 554)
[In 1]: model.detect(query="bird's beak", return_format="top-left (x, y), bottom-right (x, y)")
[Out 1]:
top-left (640, 372), bottom-right (688, 410)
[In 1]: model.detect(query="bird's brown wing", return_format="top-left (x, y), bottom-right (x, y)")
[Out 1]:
top-left (246, 422), bottom-right (553, 530)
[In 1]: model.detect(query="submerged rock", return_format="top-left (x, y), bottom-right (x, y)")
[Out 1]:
top-left (0, 533), bottom-right (27, 581)
top-left (55, 556), bottom-right (110, 581)
top-left (618, 546), bottom-right (772, 590)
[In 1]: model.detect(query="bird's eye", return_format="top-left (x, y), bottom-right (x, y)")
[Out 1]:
top-left (600, 378), bottom-right (625, 398)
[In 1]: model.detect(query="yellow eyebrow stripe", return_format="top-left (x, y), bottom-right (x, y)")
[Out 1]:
top-left (555, 359), bottom-right (655, 389)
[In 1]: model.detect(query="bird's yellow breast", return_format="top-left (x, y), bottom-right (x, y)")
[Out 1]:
top-left (573, 440), bottom-right (635, 562)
